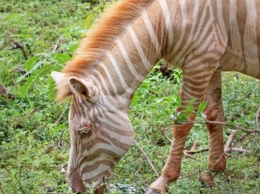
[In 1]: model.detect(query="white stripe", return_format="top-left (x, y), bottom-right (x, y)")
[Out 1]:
top-left (85, 73), bottom-right (128, 108)
top-left (99, 62), bottom-right (119, 96)
top-left (116, 39), bottom-right (145, 82)
top-left (193, 1), bottom-right (211, 40)
top-left (127, 25), bottom-right (152, 71)
top-left (81, 143), bottom-right (126, 158)
top-left (142, 10), bottom-right (160, 52)
top-left (107, 51), bottom-right (134, 93)
top-left (216, 0), bottom-right (228, 44)
top-left (244, 0), bottom-right (259, 77)
top-left (159, 0), bottom-right (173, 41)
top-left (80, 153), bottom-right (117, 172)
top-left (174, 0), bottom-right (187, 50)
top-left (82, 164), bottom-right (113, 181)
top-left (91, 70), bottom-right (129, 105)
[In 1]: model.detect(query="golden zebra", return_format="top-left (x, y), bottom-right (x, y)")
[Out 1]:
top-left (51, 0), bottom-right (260, 193)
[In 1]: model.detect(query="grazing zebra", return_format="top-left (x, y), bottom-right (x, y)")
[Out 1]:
top-left (51, 0), bottom-right (260, 193)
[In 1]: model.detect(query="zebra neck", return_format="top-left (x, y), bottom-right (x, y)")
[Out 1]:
top-left (93, 6), bottom-right (168, 105)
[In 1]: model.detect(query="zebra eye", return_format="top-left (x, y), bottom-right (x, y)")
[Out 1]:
top-left (78, 124), bottom-right (92, 134)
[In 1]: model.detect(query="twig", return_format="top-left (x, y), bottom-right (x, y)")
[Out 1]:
top-left (133, 140), bottom-right (159, 178)
top-left (256, 107), bottom-right (260, 130)
top-left (160, 127), bottom-right (172, 142)
top-left (13, 68), bottom-right (27, 74)
top-left (57, 129), bottom-right (66, 149)
top-left (212, 129), bottom-right (254, 169)
top-left (224, 130), bottom-right (238, 151)
top-left (51, 36), bottom-right (63, 53)
top-left (9, 41), bottom-right (28, 60)
top-left (182, 120), bottom-right (260, 133)
top-left (224, 147), bottom-right (252, 153)
top-left (55, 102), bottom-right (69, 124)
top-left (185, 148), bottom-right (209, 154)
top-left (183, 151), bottom-right (197, 159)
top-left (190, 140), bottom-right (198, 151)
top-left (234, 133), bottom-right (251, 146)
top-left (0, 181), bottom-right (5, 194)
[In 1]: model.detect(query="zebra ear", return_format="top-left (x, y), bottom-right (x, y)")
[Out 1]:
top-left (69, 77), bottom-right (97, 103)
top-left (51, 71), bottom-right (65, 85)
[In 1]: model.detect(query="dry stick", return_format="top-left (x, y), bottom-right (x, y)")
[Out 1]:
top-left (0, 181), bottom-right (5, 194)
top-left (212, 130), bottom-right (254, 169)
top-left (256, 107), bottom-right (260, 130)
top-left (51, 36), bottom-right (63, 53)
top-left (57, 129), bottom-right (66, 149)
top-left (184, 140), bottom-right (198, 160)
top-left (9, 41), bottom-right (28, 60)
top-left (55, 102), bottom-right (69, 124)
top-left (183, 120), bottom-right (260, 133)
top-left (133, 140), bottom-right (159, 178)
top-left (190, 140), bottom-right (198, 151)
top-left (185, 148), bottom-right (209, 154)
top-left (224, 130), bottom-right (238, 151)
top-left (13, 68), bottom-right (27, 74)
top-left (160, 127), bottom-right (172, 142)
top-left (183, 151), bottom-right (197, 159)
top-left (225, 147), bottom-right (252, 153)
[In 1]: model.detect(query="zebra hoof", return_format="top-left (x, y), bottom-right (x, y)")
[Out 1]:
top-left (146, 188), bottom-right (163, 194)
top-left (199, 173), bottom-right (216, 187)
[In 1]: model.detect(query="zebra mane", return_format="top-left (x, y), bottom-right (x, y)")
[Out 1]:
top-left (56, 0), bottom-right (154, 102)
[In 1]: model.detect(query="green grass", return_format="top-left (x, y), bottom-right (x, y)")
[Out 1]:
top-left (0, 0), bottom-right (259, 193)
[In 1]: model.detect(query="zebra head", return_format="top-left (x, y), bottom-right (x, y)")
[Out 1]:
top-left (51, 71), bottom-right (134, 193)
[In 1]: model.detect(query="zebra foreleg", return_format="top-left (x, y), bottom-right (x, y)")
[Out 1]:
top-left (147, 122), bottom-right (194, 194)
top-left (200, 71), bottom-right (226, 186)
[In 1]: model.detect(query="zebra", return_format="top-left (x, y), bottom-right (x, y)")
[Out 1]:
top-left (51, 0), bottom-right (260, 193)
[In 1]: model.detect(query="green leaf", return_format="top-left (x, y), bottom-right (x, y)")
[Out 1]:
top-left (198, 101), bottom-right (207, 112)
top-left (17, 60), bottom-right (44, 83)
top-left (18, 64), bottom-right (54, 97)
top-left (52, 53), bottom-right (71, 64)
top-left (84, 13), bottom-right (95, 29)
top-left (24, 56), bottom-right (41, 71)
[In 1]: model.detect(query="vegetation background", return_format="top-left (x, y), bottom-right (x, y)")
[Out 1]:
top-left (0, 0), bottom-right (259, 193)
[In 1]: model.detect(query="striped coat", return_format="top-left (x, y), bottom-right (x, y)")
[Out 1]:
top-left (52, 0), bottom-right (260, 193)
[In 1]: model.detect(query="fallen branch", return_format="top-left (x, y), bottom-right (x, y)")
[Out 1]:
top-left (183, 151), bottom-right (197, 159)
top-left (160, 127), bottom-right (172, 142)
top-left (51, 36), bottom-right (63, 53)
top-left (256, 107), bottom-right (260, 130)
top-left (185, 148), bottom-right (209, 155)
top-left (190, 140), bottom-right (198, 151)
top-left (224, 147), bottom-right (252, 153)
top-left (13, 68), bottom-right (27, 74)
top-left (133, 140), bottom-right (159, 178)
top-left (9, 41), bottom-right (28, 60)
top-left (224, 130), bottom-right (238, 151)
top-left (182, 120), bottom-right (260, 133)
top-left (183, 140), bottom-right (199, 159)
